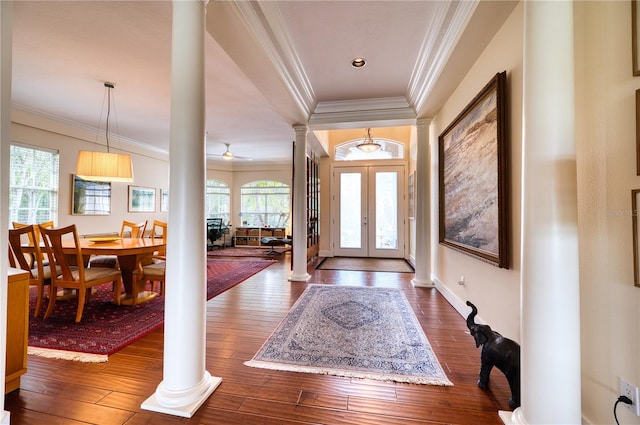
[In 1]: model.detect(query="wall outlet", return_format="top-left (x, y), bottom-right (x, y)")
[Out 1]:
top-left (620, 377), bottom-right (640, 416)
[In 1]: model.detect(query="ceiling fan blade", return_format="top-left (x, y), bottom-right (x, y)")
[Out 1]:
top-left (206, 143), bottom-right (253, 161)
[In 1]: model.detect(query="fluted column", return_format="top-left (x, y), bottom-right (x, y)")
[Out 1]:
top-left (501, 2), bottom-right (581, 424)
top-left (412, 118), bottom-right (433, 287)
top-left (0, 2), bottom-right (12, 423)
top-left (290, 125), bottom-right (310, 281)
top-left (141, 1), bottom-right (221, 417)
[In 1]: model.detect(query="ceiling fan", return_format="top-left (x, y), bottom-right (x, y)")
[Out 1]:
top-left (207, 143), bottom-right (252, 161)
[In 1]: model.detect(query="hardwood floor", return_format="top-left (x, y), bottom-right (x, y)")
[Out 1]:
top-left (5, 255), bottom-right (511, 424)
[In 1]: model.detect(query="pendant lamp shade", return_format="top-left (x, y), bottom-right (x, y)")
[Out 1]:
top-left (75, 82), bottom-right (134, 182)
top-left (76, 151), bottom-right (134, 182)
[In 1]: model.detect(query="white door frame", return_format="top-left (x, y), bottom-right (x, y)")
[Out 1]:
top-left (332, 164), bottom-right (405, 258)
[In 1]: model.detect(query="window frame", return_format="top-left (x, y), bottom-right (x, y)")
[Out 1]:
top-left (9, 143), bottom-right (60, 225)
top-left (206, 179), bottom-right (231, 223)
top-left (240, 180), bottom-right (290, 228)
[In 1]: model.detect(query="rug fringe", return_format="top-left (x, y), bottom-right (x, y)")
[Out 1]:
top-left (243, 360), bottom-right (453, 386)
top-left (28, 346), bottom-right (108, 363)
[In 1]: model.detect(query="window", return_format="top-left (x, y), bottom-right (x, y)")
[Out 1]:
top-left (9, 144), bottom-right (59, 225)
top-left (240, 180), bottom-right (290, 228)
top-left (334, 138), bottom-right (405, 161)
top-left (206, 180), bottom-right (230, 223)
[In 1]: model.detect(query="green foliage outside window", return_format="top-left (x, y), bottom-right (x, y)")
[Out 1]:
top-left (240, 180), bottom-right (290, 228)
top-left (9, 144), bottom-right (59, 225)
top-left (206, 179), bottom-right (230, 223)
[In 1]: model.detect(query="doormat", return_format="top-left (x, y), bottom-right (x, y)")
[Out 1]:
top-left (245, 285), bottom-right (451, 386)
top-left (316, 257), bottom-right (414, 273)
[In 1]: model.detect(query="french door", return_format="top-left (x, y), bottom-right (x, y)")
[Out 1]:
top-left (333, 165), bottom-right (405, 258)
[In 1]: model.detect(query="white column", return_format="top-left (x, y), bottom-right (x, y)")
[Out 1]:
top-left (290, 125), bottom-right (310, 281)
top-left (0, 2), bottom-right (11, 424)
top-left (141, 1), bottom-right (221, 417)
top-left (501, 2), bottom-right (581, 424)
top-left (412, 118), bottom-right (433, 287)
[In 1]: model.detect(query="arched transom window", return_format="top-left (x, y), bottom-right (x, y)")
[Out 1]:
top-left (334, 138), bottom-right (405, 161)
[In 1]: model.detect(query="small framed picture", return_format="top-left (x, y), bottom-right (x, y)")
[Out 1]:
top-left (128, 186), bottom-right (156, 212)
top-left (160, 189), bottom-right (169, 212)
top-left (72, 175), bottom-right (111, 215)
top-left (408, 171), bottom-right (415, 219)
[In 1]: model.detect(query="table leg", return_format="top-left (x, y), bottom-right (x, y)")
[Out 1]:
top-left (116, 254), bottom-right (158, 305)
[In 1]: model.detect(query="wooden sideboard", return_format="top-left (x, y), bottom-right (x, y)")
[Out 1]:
top-left (5, 267), bottom-right (29, 394)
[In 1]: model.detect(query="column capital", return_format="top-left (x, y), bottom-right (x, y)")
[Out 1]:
top-left (293, 125), bottom-right (308, 136)
top-left (416, 117), bottom-right (432, 129)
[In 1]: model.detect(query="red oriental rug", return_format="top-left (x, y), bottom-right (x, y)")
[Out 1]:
top-left (27, 258), bottom-right (274, 362)
top-left (207, 246), bottom-right (290, 258)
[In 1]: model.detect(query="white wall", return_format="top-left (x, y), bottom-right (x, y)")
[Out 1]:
top-left (10, 117), bottom-right (169, 235)
top-left (10, 112), bottom-right (293, 237)
top-left (431, 3), bottom-right (523, 340)
top-left (576, 2), bottom-right (640, 424)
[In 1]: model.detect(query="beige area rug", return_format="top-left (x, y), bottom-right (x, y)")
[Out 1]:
top-left (316, 257), bottom-right (415, 273)
top-left (245, 285), bottom-right (451, 385)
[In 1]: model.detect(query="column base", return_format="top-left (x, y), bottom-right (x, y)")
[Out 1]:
top-left (1, 410), bottom-right (10, 425)
top-left (289, 272), bottom-right (310, 282)
top-left (141, 372), bottom-right (222, 418)
top-left (411, 277), bottom-right (434, 287)
top-left (499, 407), bottom-right (527, 425)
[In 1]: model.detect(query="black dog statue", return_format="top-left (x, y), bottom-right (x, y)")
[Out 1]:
top-left (466, 301), bottom-right (521, 409)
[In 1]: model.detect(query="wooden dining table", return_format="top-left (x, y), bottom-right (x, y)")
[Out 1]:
top-left (61, 237), bottom-right (166, 305)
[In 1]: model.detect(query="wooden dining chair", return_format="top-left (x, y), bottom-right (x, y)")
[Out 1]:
top-left (132, 220), bottom-right (167, 300)
top-left (8, 225), bottom-right (55, 317)
top-left (89, 220), bottom-right (148, 269)
top-left (12, 220), bottom-right (54, 268)
top-left (39, 224), bottom-right (124, 323)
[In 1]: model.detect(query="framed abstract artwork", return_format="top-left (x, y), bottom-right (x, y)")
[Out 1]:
top-left (160, 188), bottom-right (169, 212)
top-left (71, 175), bottom-right (111, 215)
top-left (438, 71), bottom-right (509, 268)
top-left (128, 185), bottom-right (156, 213)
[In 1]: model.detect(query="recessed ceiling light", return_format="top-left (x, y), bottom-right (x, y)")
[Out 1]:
top-left (351, 58), bottom-right (366, 68)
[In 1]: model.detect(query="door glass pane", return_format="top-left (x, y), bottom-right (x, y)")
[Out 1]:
top-left (340, 172), bottom-right (361, 248)
top-left (375, 171), bottom-right (398, 249)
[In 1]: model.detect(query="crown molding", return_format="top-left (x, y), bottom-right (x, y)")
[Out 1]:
top-left (11, 103), bottom-right (168, 157)
top-left (407, 0), bottom-right (478, 113)
top-left (231, 1), bottom-right (315, 119)
top-left (309, 97), bottom-right (416, 129)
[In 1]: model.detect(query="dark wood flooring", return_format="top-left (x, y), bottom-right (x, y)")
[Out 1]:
top-left (4, 254), bottom-right (511, 424)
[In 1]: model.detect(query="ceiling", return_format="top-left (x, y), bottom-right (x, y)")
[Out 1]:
top-left (10, 0), bottom-right (517, 164)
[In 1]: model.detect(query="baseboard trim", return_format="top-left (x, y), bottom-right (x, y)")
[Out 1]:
top-left (432, 277), bottom-right (487, 325)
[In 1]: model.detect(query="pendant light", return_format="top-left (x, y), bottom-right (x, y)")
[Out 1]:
top-left (356, 128), bottom-right (381, 153)
top-left (76, 82), bottom-right (134, 182)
